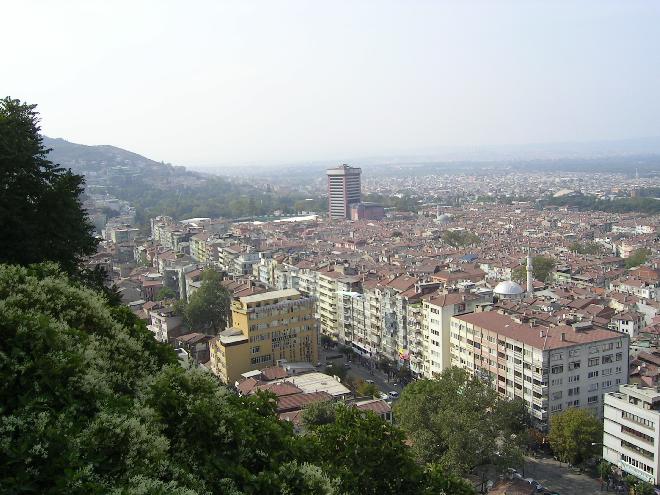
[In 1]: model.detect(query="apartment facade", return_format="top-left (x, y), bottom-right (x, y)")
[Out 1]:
top-left (422, 292), bottom-right (483, 378)
top-left (450, 311), bottom-right (629, 428)
top-left (210, 289), bottom-right (318, 384)
top-left (603, 384), bottom-right (660, 484)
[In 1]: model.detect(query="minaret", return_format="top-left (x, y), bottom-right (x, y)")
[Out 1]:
top-left (526, 252), bottom-right (533, 296)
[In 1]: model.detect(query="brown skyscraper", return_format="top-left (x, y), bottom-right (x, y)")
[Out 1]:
top-left (326, 164), bottom-right (361, 219)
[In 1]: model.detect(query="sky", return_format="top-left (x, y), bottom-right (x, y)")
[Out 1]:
top-left (3, 0), bottom-right (660, 167)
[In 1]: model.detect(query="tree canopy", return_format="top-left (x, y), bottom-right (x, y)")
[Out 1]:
top-left (512, 255), bottom-right (556, 283)
top-left (0, 263), bottom-right (477, 494)
top-left (0, 97), bottom-right (97, 274)
top-left (177, 269), bottom-right (231, 333)
top-left (394, 367), bottom-right (527, 476)
top-left (626, 248), bottom-right (651, 269)
top-left (547, 407), bottom-right (602, 465)
top-left (442, 230), bottom-right (481, 248)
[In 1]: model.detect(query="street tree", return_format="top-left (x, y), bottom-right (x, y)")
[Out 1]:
top-left (356, 380), bottom-right (379, 398)
top-left (394, 367), bottom-right (526, 476)
top-left (548, 407), bottom-right (602, 465)
top-left (308, 404), bottom-right (424, 495)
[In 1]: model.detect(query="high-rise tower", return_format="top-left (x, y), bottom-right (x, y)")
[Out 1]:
top-left (326, 164), bottom-right (361, 219)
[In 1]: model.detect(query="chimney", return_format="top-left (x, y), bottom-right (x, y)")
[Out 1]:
top-left (560, 332), bottom-right (566, 342)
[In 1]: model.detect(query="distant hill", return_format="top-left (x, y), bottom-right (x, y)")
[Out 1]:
top-left (42, 136), bottom-right (192, 178)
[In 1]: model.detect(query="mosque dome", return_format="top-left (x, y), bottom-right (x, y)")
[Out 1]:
top-left (494, 280), bottom-right (525, 297)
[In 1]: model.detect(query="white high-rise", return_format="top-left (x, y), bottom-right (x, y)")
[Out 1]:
top-left (603, 384), bottom-right (660, 484)
top-left (327, 164), bottom-right (361, 220)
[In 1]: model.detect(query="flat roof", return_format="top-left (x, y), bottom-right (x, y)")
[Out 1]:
top-left (283, 372), bottom-right (351, 397)
top-left (239, 288), bottom-right (300, 304)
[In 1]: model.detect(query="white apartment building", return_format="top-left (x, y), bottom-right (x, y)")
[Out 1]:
top-left (422, 292), bottom-right (484, 378)
top-left (603, 384), bottom-right (660, 484)
top-left (450, 311), bottom-right (629, 428)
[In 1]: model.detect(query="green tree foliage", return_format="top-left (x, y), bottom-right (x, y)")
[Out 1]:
top-left (301, 401), bottom-right (340, 429)
top-left (626, 248), bottom-right (651, 269)
top-left (307, 404), bottom-right (424, 495)
top-left (548, 193), bottom-right (660, 214)
top-left (0, 262), bottom-right (479, 494)
top-left (442, 230), bottom-right (481, 248)
top-left (0, 98), bottom-right (97, 274)
top-left (394, 367), bottom-right (527, 476)
top-left (548, 407), bottom-right (602, 465)
top-left (155, 286), bottom-right (177, 301)
top-left (422, 465), bottom-right (477, 495)
top-left (324, 363), bottom-right (347, 381)
top-left (178, 269), bottom-right (230, 333)
top-left (633, 481), bottom-right (655, 495)
top-left (356, 380), bottom-right (379, 398)
top-left (512, 255), bottom-right (556, 283)
top-left (569, 241), bottom-right (603, 255)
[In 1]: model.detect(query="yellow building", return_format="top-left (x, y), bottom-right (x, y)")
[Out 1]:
top-left (210, 289), bottom-right (318, 385)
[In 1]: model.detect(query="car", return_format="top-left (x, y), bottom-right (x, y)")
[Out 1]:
top-left (524, 479), bottom-right (544, 492)
top-left (378, 392), bottom-right (389, 400)
top-left (343, 362), bottom-right (351, 369)
top-left (388, 391), bottom-right (399, 399)
top-left (365, 379), bottom-right (375, 384)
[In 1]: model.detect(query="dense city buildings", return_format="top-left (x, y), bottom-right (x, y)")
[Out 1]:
top-left (327, 164), bottom-right (362, 219)
top-left (90, 162), bottom-right (660, 485)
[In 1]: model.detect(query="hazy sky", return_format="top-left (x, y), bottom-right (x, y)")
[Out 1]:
top-left (4, 1), bottom-right (660, 167)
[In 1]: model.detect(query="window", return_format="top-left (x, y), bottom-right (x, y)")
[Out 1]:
top-left (588, 371), bottom-right (599, 378)
top-left (569, 361), bottom-right (581, 370)
top-left (568, 375), bottom-right (580, 383)
top-left (551, 378), bottom-right (563, 386)
top-left (250, 346), bottom-right (261, 354)
top-left (551, 403), bottom-right (563, 412)
top-left (616, 353), bottom-right (623, 361)
top-left (622, 425), bottom-right (654, 444)
top-left (551, 365), bottom-right (564, 374)
top-left (602, 354), bottom-right (613, 364)
top-left (588, 396), bottom-right (598, 404)
top-left (622, 411), bottom-right (655, 429)
top-left (552, 391), bottom-right (563, 400)
top-left (588, 383), bottom-right (599, 392)
top-left (552, 353), bottom-right (564, 361)
top-left (621, 454), bottom-right (654, 475)
top-left (615, 367), bottom-right (622, 374)
top-left (568, 387), bottom-right (580, 396)
top-left (588, 357), bottom-right (600, 367)
top-left (602, 380), bottom-right (613, 389)
top-left (589, 345), bottom-right (599, 354)
top-left (602, 342), bottom-right (614, 351)
top-left (569, 348), bottom-right (581, 357)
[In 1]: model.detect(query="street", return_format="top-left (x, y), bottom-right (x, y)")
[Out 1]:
top-left (523, 455), bottom-right (609, 495)
top-left (319, 347), bottom-right (403, 396)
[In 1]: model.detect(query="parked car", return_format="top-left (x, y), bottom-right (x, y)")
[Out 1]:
top-left (388, 391), bottom-right (399, 399)
top-left (378, 392), bottom-right (389, 401)
top-left (365, 379), bottom-right (375, 384)
top-left (524, 479), bottom-right (544, 492)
